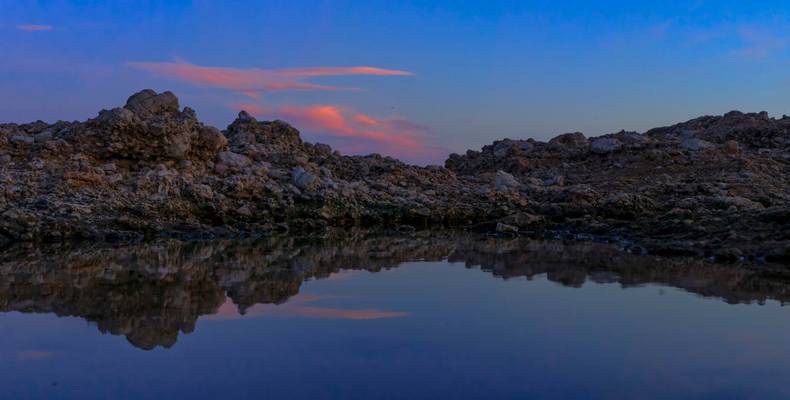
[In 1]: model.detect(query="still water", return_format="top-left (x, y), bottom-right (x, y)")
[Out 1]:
top-left (1, 233), bottom-right (789, 399)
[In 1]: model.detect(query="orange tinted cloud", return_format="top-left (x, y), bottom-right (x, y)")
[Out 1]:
top-left (279, 105), bottom-right (356, 134)
top-left (16, 24), bottom-right (53, 31)
top-left (352, 113), bottom-right (381, 126)
top-left (234, 102), bottom-right (446, 163)
top-left (129, 61), bottom-right (411, 98)
top-left (279, 66), bottom-right (413, 77)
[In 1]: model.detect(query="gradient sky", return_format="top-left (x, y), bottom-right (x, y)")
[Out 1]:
top-left (2, 1), bottom-right (789, 164)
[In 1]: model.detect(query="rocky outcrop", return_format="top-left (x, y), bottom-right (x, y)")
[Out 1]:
top-left (1, 91), bottom-right (789, 261)
top-left (445, 112), bottom-right (790, 262)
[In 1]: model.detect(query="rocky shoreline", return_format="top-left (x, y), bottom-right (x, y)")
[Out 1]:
top-left (1, 90), bottom-right (789, 261)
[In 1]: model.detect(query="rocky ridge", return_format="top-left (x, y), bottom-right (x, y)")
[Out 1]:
top-left (1, 90), bottom-right (789, 261)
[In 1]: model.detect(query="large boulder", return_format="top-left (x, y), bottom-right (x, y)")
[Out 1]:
top-left (549, 132), bottom-right (588, 149)
top-left (590, 137), bottom-right (623, 154)
top-left (124, 89), bottom-right (180, 117)
top-left (72, 89), bottom-right (227, 162)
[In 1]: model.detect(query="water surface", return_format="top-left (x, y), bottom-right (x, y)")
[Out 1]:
top-left (1, 234), bottom-right (789, 399)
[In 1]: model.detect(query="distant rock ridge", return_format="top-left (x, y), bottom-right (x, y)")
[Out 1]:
top-left (1, 89), bottom-right (789, 262)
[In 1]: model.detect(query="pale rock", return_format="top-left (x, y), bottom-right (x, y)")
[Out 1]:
top-left (590, 137), bottom-right (623, 154)
top-left (494, 170), bottom-right (521, 191)
top-left (292, 167), bottom-right (319, 190)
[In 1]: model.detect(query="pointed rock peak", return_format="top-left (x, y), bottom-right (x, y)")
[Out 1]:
top-left (124, 89), bottom-right (180, 116)
top-left (237, 110), bottom-right (256, 122)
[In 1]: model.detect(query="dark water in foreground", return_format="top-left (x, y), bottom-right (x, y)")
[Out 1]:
top-left (1, 233), bottom-right (789, 399)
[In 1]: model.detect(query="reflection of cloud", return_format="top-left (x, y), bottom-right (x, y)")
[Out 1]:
top-left (17, 350), bottom-right (52, 361)
top-left (16, 24), bottom-right (53, 32)
top-left (230, 102), bottom-right (448, 164)
top-left (282, 306), bottom-right (407, 320)
top-left (128, 61), bottom-right (412, 98)
top-left (205, 294), bottom-right (408, 321)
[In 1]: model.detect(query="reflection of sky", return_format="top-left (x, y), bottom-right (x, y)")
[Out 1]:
top-left (3, 1), bottom-right (790, 164)
top-left (1, 261), bottom-right (790, 399)
top-left (205, 293), bottom-right (409, 321)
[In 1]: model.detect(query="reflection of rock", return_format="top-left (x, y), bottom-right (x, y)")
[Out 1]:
top-left (0, 232), bottom-right (789, 350)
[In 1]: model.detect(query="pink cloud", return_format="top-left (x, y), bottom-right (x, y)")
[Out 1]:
top-left (231, 102), bottom-right (448, 164)
top-left (128, 61), bottom-right (412, 98)
top-left (232, 102), bottom-right (271, 116)
top-left (279, 105), bottom-right (357, 135)
top-left (278, 66), bottom-right (412, 77)
top-left (16, 24), bottom-right (53, 32)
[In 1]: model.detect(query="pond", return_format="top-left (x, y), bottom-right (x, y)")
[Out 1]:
top-left (1, 233), bottom-right (789, 399)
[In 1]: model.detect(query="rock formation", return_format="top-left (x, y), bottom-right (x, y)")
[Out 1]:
top-left (1, 90), bottom-right (789, 261)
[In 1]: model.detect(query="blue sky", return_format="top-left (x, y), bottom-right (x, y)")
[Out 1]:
top-left (1, 0), bottom-right (788, 163)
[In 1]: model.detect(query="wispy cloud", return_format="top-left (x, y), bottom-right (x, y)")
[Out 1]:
top-left (17, 350), bottom-right (53, 361)
top-left (231, 102), bottom-right (447, 164)
top-left (16, 24), bottom-right (53, 32)
top-left (128, 61), bottom-right (413, 98)
top-left (732, 27), bottom-right (787, 60)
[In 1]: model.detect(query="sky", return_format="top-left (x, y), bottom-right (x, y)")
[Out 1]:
top-left (1, 0), bottom-right (789, 164)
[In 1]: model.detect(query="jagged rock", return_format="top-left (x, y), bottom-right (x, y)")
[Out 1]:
top-left (237, 110), bottom-right (256, 122)
top-left (590, 137), bottom-right (622, 154)
top-left (124, 89), bottom-right (180, 117)
top-left (217, 151), bottom-right (252, 170)
top-left (496, 222), bottom-right (519, 234)
top-left (495, 170), bottom-right (521, 191)
top-left (292, 167), bottom-right (319, 190)
top-left (0, 90), bottom-right (788, 260)
top-left (33, 131), bottom-right (53, 142)
top-left (10, 134), bottom-right (34, 145)
top-left (680, 138), bottom-right (715, 151)
top-left (549, 132), bottom-right (588, 148)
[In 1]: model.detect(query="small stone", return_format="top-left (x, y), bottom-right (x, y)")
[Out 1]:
top-left (10, 134), bottom-right (34, 145)
top-left (217, 151), bottom-right (252, 169)
top-left (721, 140), bottom-right (741, 155)
top-left (292, 167), bottom-right (319, 190)
top-left (496, 222), bottom-right (519, 234)
top-left (251, 162), bottom-right (269, 177)
top-left (590, 137), bottom-right (622, 154)
top-left (33, 131), bottom-right (53, 142)
top-left (314, 143), bottom-right (332, 156)
top-left (680, 138), bottom-right (715, 151)
top-left (190, 184), bottom-right (214, 200)
top-left (98, 163), bottom-right (117, 173)
top-left (494, 170), bottom-right (521, 191)
top-left (236, 205), bottom-right (252, 217)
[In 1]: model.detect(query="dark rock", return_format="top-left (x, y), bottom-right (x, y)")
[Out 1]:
top-left (1, 89), bottom-right (788, 261)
